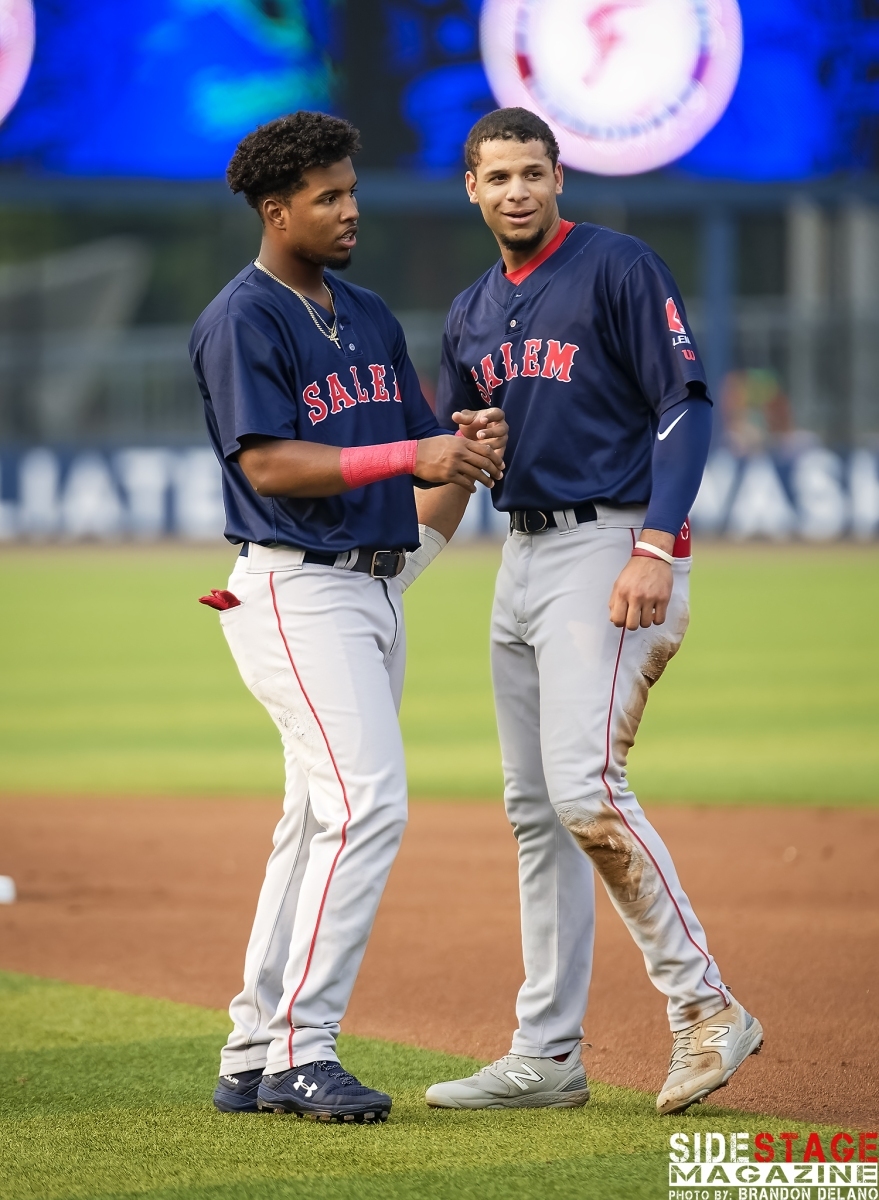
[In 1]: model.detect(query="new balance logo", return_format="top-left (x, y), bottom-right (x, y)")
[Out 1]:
top-left (292, 1075), bottom-right (318, 1097)
top-left (503, 1063), bottom-right (545, 1091)
top-left (702, 1026), bottom-right (730, 1048)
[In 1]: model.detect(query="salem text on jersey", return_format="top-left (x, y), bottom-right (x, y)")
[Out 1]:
top-left (303, 362), bottom-right (403, 425)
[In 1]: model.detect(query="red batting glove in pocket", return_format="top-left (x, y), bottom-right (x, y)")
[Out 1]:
top-left (198, 589), bottom-right (241, 611)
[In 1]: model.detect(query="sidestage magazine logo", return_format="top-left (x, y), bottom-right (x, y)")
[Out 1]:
top-left (667, 1130), bottom-right (878, 1199)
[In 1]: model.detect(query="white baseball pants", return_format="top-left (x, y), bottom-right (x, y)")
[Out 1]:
top-left (216, 545), bottom-right (407, 1073)
top-left (491, 508), bottom-right (729, 1060)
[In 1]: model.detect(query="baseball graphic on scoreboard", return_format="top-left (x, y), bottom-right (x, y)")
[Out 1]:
top-left (0, 0), bottom-right (34, 125)
top-left (480, 0), bottom-right (742, 175)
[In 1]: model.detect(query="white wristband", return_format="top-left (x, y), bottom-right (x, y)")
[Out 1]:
top-left (634, 540), bottom-right (674, 565)
top-left (397, 524), bottom-right (448, 591)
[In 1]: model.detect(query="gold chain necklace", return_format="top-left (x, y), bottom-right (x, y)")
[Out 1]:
top-left (253, 259), bottom-right (341, 349)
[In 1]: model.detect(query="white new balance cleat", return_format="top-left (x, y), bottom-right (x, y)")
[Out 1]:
top-left (425, 1046), bottom-right (589, 1110)
top-left (656, 997), bottom-right (764, 1115)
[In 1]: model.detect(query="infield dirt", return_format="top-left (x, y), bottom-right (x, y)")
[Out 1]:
top-left (0, 798), bottom-right (875, 1127)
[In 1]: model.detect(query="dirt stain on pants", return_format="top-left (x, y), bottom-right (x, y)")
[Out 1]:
top-left (559, 633), bottom-right (684, 908)
top-left (614, 636), bottom-right (680, 769)
top-left (563, 808), bottom-right (646, 904)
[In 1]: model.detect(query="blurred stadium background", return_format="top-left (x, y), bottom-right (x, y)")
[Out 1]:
top-left (0, 15), bottom-right (877, 1194)
top-left (0, 0), bottom-right (876, 807)
top-left (0, 0), bottom-right (877, 541)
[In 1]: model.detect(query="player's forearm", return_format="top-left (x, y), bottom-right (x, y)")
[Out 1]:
top-left (238, 438), bottom-right (424, 498)
top-left (643, 394), bottom-right (713, 535)
top-left (238, 438), bottom-right (347, 497)
top-left (414, 483), bottom-right (471, 543)
top-left (238, 433), bottom-right (500, 501)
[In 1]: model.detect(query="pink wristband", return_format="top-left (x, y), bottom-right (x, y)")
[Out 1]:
top-left (339, 440), bottom-right (418, 489)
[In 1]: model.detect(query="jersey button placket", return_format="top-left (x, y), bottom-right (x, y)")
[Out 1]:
top-left (335, 308), bottom-right (358, 358)
top-left (503, 298), bottom-right (528, 376)
top-left (503, 290), bottom-right (525, 327)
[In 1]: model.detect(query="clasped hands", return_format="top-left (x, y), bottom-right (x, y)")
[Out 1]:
top-left (414, 408), bottom-right (508, 493)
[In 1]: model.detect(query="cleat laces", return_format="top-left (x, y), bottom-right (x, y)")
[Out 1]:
top-left (476, 1056), bottom-right (513, 1078)
top-left (668, 1026), bottom-right (700, 1074)
top-left (311, 1061), bottom-right (366, 1089)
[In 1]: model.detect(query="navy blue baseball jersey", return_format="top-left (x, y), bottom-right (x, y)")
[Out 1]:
top-left (435, 222), bottom-right (710, 513)
top-left (190, 263), bottom-right (443, 552)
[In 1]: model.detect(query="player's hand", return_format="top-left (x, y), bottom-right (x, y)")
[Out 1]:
top-left (414, 434), bottom-right (504, 492)
top-left (609, 533), bottom-right (675, 629)
top-left (453, 408), bottom-right (508, 460)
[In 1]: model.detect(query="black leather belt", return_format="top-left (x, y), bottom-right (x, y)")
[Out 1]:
top-left (509, 502), bottom-right (598, 534)
top-left (239, 542), bottom-right (406, 579)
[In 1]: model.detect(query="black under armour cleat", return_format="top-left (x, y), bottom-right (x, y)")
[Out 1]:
top-left (257, 1060), bottom-right (392, 1123)
top-left (213, 1067), bottom-right (264, 1112)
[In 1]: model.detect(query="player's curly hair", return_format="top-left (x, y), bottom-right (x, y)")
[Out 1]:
top-left (227, 111), bottom-right (362, 211)
top-left (464, 108), bottom-right (559, 173)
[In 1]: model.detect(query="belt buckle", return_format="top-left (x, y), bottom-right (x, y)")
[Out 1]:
top-left (370, 550), bottom-right (406, 579)
top-left (513, 508), bottom-right (549, 532)
top-left (511, 510), bottom-right (549, 534)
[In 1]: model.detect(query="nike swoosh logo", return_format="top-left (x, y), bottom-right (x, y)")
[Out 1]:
top-left (657, 409), bottom-right (688, 441)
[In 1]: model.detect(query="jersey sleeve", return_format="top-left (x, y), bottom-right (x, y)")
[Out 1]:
top-left (613, 253), bottom-right (711, 416)
top-left (435, 317), bottom-right (486, 431)
top-left (644, 395), bottom-right (713, 534)
top-left (195, 315), bottom-right (298, 458)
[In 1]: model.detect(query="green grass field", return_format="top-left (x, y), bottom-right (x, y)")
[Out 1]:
top-left (0, 972), bottom-right (838, 1200)
top-left (0, 542), bottom-right (877, 803)
top-left (1, 547), bottom-right (875, 1196)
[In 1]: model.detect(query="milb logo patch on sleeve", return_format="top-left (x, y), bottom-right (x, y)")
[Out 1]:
top-left (666, 299), bottom-right (696, 361)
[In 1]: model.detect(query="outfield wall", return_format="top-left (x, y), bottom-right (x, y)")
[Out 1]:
top-left (0, 445), bottom-right (878, 542)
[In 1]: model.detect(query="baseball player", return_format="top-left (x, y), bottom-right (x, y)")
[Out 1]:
top-left (190, 111), bottom-right (507, 1124)
top-left (424, 109), bottom-right (763, 1116)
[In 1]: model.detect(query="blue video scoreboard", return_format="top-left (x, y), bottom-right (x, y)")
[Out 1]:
top-left (0, 0), bottom-right (877, 181)
top-left (680, 0), bottom-right (879, 180)
top-left (0, 0), bottom-right (337, 177)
